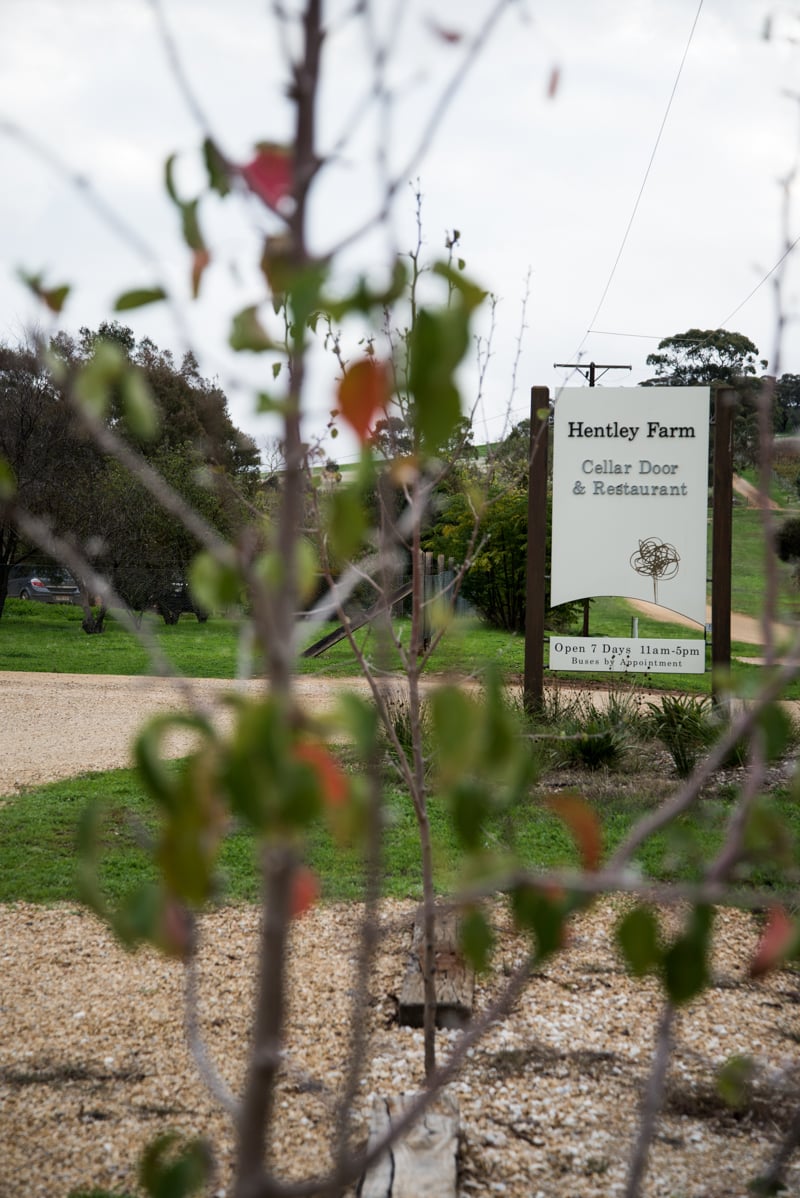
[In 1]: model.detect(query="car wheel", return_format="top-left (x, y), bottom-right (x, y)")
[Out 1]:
top-left (19, 588), bottom-right (31, 600)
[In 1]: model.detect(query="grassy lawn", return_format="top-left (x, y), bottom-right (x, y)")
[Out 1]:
top-left (728, 506), bottom-right (800, 622)
top-left (0, 602), bottom-right (243, 677)
top-left (1, 598), bottom-right (791, 697)
top-left (2, 754), bottom-right (797, 907)
top-left (3, 496), bottom-right (798, 688)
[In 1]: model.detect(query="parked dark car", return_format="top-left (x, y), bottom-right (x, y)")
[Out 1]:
top-left (7, 564), bottom-right (81, 604)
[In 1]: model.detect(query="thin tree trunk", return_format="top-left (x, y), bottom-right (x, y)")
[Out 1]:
top-left (409, 496), bottom-right (437, 1079)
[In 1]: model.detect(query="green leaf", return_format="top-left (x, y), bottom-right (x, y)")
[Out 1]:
top-left (18, 269), bottom-right (70, 313)
top-left (139, 1132), bottom-right (211, 1198)
top-left (288, 261), bottom-right (329, 330)
top-left (480, 668), bottom-right (516, 771)
top-left (135, 713), bottom-right (215, 815)
top-left (431, 260), bottom-right (487, 312)
top-left (164, 155), bottom-right (206, 251)
top-left (75, 803), bottom-right (108, 919)
top-left (717, 1055), bottom-right (754, 1108)
top-left (616, 906), bottom-right (661, 977)
top-left (73, 342), bottom-right (126, 419)
top-left (189, 551), bottom-right (241, 611)
top-left (336, 693), bottom-right (379, 758)
top-left (430, 686), bottom-right (478, 781)
top-left (510, 885), bottom-right (564, 961)
top-left (257, 390), bottom-right (287, 414)
top-left (743, 798), bottom-right (795, 868)
top-left (322, 258), bottom-right (408, 320)
top-left (202, 136), bottom-right (231, 196)
top-left (159, 750), bottom-right (227, 906)
top-left (42, 284), bottom-right (70, 312)
top-left (165, 153), bottom-right (180, 204)
top-left (282, 758), bottom-right (324, 827)
top-left (112, 882), bottom-right (166, 951)
top-left (180, 198), bottom-right (205, 253)
top-left (662, 905), bottom-right (713, 1004)
top-left (121, 369), bottom-right (159, 440)
top-left (329, 485), bottom-right (367, 561)
top-left (408, 307), bottom-right (468, 450)
top-left (221, 699), bottom-right (286, 829)
top-left (460, 908), bottom-right (494, 972)
top-left (756, 701), bottom-right (793, 763)
top-left (296, 537), bottom-right (319, 604)
top-left (450, 778), bottom-right (490, 851)
top-left (229, 306), bottom-right (279, 353)
top-left (114, 287), bottom-right (167, 311)
top-left (253, 551), bottom-right (282, 591)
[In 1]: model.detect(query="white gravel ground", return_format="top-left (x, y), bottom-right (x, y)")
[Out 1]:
top-left (1, 672), bottom-right (799, 1197)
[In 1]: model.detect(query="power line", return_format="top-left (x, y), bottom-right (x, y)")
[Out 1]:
top-left (718, 230), bottom-right (800, 326)
top-left (588, 329), bottom-right (663, 340)
top-left (569, 0), bottom-right (705, 365)
top-left (588, 229), bottom-right (800, 343)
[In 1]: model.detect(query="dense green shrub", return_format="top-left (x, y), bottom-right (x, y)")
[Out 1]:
top-left (645, 694), bottom-right (717, 778)
top-left (428, 488), bottom-right (580, 633)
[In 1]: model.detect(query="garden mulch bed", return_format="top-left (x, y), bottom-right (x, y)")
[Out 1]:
top-left (1, 672), bottom-right (799, 1197)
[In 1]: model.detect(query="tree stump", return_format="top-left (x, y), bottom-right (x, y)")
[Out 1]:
top-left (398, 906), bottom-right (474, 1030)
top-left (358, 1090), bottom-right (459, 1198)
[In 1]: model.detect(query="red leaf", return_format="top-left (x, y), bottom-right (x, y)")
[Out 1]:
top-left (241, 144), bottom-right (293, 211)
top-left (337, 358), bottom-right (390, 444)
top-left (545, 794), bottom-right (602, 871)
top-left (191, 249), bottom-right (210, 299)
top-left (427, 19), bottom-right (463, 43)
top-left (290, 866), bottom-right (320, 919)
top-left (749, 906), bottom-right (796, 978)
top-left (546, 65), bottom-right (561, 99)
top-left (294, 742), bottom-right (348, 808)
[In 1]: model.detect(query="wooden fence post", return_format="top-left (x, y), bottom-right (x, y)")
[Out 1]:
top-left (712, 387), bottom-right (735, 703)
top-left (524, 386), bottom-right (550, 713)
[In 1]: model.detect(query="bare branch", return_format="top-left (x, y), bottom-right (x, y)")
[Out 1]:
top-left (755, 1090), bottom-right (800, 1195)
top-left (328, 0), bottom-right (517, 257)
top-left (624, 1002), bottom-right (675, 1198)
top-left (184, 930), bottom-right (240, 1118)
top-left (0, 118), bottom-right (160, 268)
top-left (148, 0), bottom-right (218, 138)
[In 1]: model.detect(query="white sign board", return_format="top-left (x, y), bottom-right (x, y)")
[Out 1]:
top-left (550, 387), bottom-right (710, 626)
top-left (549, 636), bottom-right (706, 674)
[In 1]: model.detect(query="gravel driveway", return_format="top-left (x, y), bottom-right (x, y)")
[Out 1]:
top-left (0, 671), bottom-right (364, 794)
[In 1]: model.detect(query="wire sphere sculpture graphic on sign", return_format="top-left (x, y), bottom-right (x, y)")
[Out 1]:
top-left (630, 537), bottom-right (681, 605)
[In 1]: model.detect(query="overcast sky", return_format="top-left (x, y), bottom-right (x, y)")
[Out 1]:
top-left (1, 0), bottom-right (799, 460)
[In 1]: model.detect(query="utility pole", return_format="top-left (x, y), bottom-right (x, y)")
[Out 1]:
top-left (711, 388), bottom-right (734, 704)
top-left (554, 361), bottom-right (632, 387)
top-left (553, 361), bottom-right (632, 635)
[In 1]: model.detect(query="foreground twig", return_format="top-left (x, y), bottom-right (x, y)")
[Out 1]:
top-left (624, 1002), bottom-right (675, 1198)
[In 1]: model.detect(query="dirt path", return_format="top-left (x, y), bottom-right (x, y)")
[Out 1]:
top-left (732, 473), bottom-right (781, 509)
top-left (627, 598), bottom-right (794, 647)
top-left (0, 672), bottom-right (372, 794)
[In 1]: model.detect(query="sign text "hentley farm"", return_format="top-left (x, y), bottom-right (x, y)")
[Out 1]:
top-left (567, 421), bottom-right (696, 442)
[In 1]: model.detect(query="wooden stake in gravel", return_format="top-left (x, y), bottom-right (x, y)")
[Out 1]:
top-left (398, 906), bottom-right (474, 1030)
top-left (358, 1091), bottom-right (460, 1198)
